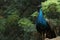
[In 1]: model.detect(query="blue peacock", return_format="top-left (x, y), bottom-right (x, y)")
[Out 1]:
top-left (35, 8), bottom-right (56, 39)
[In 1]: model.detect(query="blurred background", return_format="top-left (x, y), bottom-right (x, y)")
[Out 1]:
top-left (0, 0), bottom-right (60, 40)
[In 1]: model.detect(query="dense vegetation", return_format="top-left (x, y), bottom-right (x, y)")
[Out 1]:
top-left (0, 0), bottom-right (60, 40)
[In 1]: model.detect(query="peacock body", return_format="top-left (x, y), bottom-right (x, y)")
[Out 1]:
top-left (36, 9), bottom-right (56, 39)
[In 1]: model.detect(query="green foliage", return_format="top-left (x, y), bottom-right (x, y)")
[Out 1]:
top-left (18, 18), bottom-right (36, 32)
top-left (4, 5), bottom-right (20, 15)
top-left (41, 0), bottom-right (60, 13)
top-left (0, 9), bottom-right (4, 16)
top-left (7, 15), bottom-right (20, 26)
top-left (41, 0), bottom-right (60, 19)
top-left (0, 18), bottom-right (6, 32)
top-left (18, 18), bottom-right (32, 26)
top-left (31, 11), bottom-right (38, 17)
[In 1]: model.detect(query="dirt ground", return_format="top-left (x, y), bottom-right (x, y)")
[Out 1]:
top-left (45, 36), bottom-right (60, 40)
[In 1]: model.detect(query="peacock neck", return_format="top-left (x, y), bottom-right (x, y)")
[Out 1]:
top-left (38, 9), bottom-right (44, 18)
top-left (36, 9), bottom-right (47, 25)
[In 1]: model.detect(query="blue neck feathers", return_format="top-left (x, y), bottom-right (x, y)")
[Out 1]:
top-left (36, 9), bottom-right (47, 25)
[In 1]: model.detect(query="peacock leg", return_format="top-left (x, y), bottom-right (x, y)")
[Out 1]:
top-left (41, 32), bottom-right (46, 40)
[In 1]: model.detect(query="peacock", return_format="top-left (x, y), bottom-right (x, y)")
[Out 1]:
top-left (35, 8), bottom-right (56, 39)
